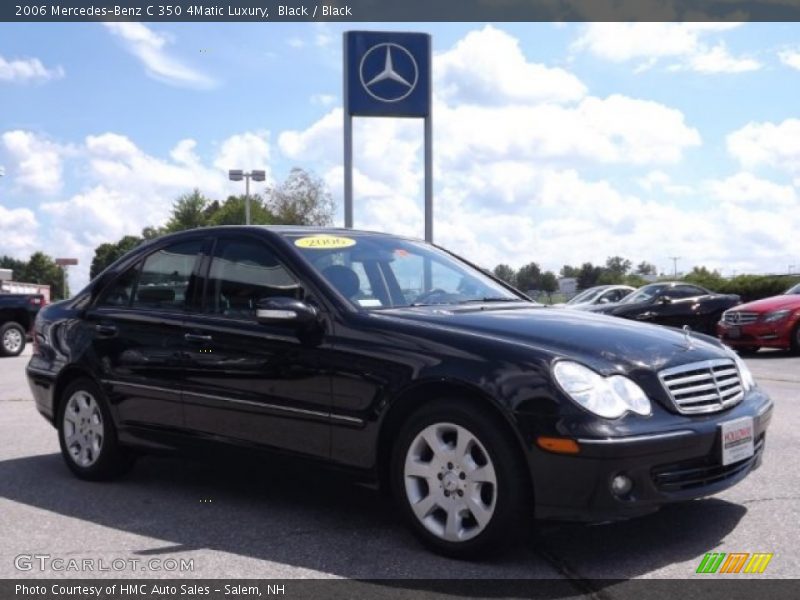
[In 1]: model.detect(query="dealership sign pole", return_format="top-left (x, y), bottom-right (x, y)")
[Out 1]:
top-left (343, 31), bottom-right (432, 241)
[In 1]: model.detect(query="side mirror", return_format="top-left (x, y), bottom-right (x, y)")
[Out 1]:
top-left (598, 297), bottom-right (611, 304)
top-left (657, 295), bottom-right (672, 305)
top-left (256, 297), bottom-right (318, 326)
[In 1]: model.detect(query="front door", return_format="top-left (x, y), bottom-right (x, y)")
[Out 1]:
top-left (181, 235), bottom-right (331, 458)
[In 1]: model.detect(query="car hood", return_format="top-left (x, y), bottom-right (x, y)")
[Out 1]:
top-left (376, 304), bottom-right (727, 374)
top-left (735, 295), bottom-right (800, 313)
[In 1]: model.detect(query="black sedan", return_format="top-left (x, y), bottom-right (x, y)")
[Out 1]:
top-left (581, 281), bottom-right (740, 335)
top-left (26, 228), bottom-right (771, 558)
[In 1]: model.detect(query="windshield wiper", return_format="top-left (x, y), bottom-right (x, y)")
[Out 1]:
top-left (458, 297), bottom-right (522, 304)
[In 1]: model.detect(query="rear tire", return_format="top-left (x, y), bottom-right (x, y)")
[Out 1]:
top-left (390, 398), bottom-right (529, 559)
top-left (57, 378), bottom-right (134, 480)
top-left (0, 322), bottom-right (26, 357)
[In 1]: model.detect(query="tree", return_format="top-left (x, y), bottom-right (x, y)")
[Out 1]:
top-left (605, 256), bottom-right (632, 279)
top-left (577, 262), bottom-right (603, 290)
top-left (90, 235), bottom-right (142, 279)
top-left (516, 262), bottom-right (541, 292)
top-left (540, 271), bottom-right (558, 302)
top-left (164, 189), bottom-right (213, 232)
top-left (493, 264), bottom-right (517, 287)
top-left (635, 261), bottom-right (656, 276)
top-left (560, 265), bottom-right (580, 278)
top-left (266, 168), bottom-right (334, 226)
top-left (24, 252), bottom-right (68, 299)
top-left (207, 195), bottom-right (274, 226)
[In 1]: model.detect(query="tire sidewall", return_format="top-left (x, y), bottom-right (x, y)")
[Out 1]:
top-left (390, 399), bottom-right (527, 558)
top-left (57, 378), bottom-right (127, 480)
top-left (0, 322), bottom-right (26, 357)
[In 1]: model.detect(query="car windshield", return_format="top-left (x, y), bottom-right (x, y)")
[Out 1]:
top-left (567, 288), bottom-right (604, 305)
top-left (286, 233), bottom-right (522, 309)
top-left (786, 283), bottom-right (800, 295)
top-left (622, 284), bottom-right (666, 304)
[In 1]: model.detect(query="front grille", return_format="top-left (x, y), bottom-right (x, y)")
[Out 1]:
top-left (658, 359), bottom-right (743, 415)
top-left (724, 311), bottom-right (759, 324)
top-left (652, 436), bottom-right (764, 492)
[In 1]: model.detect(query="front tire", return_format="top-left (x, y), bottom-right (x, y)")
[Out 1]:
top-left (57, 378), bottom-right (133, 480)
top-left (0, 322), bottom-right (26, 357)
top-left (791, 322), bottom-right (800, 355)
top-left (391, 399), bottom-right (529, 558)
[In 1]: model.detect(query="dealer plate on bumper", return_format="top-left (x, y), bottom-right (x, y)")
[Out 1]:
top-left (721, 416), bottom-right (754, 466)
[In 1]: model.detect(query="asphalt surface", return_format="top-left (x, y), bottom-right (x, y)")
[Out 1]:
top-left (0, 346), bottom-right (797, 585)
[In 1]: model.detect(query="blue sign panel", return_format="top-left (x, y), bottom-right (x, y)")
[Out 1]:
top-left (345, 31), bottom-right (431, 118)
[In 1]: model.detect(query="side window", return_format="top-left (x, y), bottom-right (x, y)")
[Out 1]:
top-left (97, 264), bottom-right (139, 307)
top-left (132, 240), bottom-right (203, 310)
top-left (207, 238), bottom-right (298, 319)
top-left (671, 285), bottom-right (705, 299)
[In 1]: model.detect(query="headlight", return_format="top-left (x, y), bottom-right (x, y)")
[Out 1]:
top-left (552, 361), bottom-right (652, 419)
top-left (725, 347), bottom-right (756, 391)
top-left (763, 309), bottom-right (791, 323)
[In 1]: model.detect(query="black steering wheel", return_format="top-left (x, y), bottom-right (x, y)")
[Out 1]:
top-left (413, 288), bottom-right (450, 304)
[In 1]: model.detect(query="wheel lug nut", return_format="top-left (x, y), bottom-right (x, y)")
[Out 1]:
top-left (457, 490), bottom-right (463, 497)
top-left (447, 462), bottom-right (453, 469)
top-left (459, 472), bottom-right (466, 480)
top-left (437, 473), bottom-right (443, 480)
top-left (444, 490), bottom-right (450, 497)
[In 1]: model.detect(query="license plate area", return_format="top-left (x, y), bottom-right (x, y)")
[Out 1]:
top-left (726, 326), bottom-right (741, 339)
top-left (720, 416), bottom-right (754, 466)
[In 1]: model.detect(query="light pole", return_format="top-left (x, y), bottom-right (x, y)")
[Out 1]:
top-left (669, 256), bottom-right (681, 278)
top-left (228, 169), bottom-right (266, 225)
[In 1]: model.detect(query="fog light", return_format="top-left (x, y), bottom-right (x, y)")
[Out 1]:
top-left (611, 474), bottom-right (633, 497)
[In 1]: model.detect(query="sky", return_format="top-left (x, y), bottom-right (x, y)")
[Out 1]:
top-left (2, 22), bottom-right (800, 291)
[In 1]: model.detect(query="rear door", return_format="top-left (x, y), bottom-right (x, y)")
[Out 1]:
top-left (87, 238), bottom-right (205, 432)
top-left (181, 234), bottom-right (332, 458)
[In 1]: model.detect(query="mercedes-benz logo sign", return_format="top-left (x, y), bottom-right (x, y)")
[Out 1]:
top-left (359, 43), bottom-right (418, 103)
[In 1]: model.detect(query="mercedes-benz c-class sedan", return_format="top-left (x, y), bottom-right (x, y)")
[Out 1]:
top-left (26, 227), bottom-right (772, 557)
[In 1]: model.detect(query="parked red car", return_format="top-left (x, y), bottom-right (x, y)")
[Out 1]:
top-left (717, 282), bottom-right (800, 353)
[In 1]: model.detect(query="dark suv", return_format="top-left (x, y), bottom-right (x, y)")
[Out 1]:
top-left (27, 227), bottom-right (772, 557)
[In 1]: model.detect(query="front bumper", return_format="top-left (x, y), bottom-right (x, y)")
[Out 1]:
top-left (528, 391), bottom-right (773, 522)
top-left (717, 319), bottom-right (793, 349)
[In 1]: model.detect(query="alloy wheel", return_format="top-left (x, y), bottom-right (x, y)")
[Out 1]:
top-left (2, 328), bottom-right (22, 354)
top-left (403, 422), bottom-right (497, 543)
top-left (63, 390), bottom-right (105, 467)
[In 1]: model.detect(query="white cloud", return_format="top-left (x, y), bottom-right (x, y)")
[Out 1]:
top-left (104, 22), bottom-right (216, 89)
top-left (213, 131), bottom-right (272, 179)
top-left (707, 172), bottom-right (798, 207)
top-left (675, 43), bottom-right (761, 73)
top-left (637, 170), bottom-right (694, 196)
top-left (0, 204), bottom-right (38, 257)
top-left (573, 23), bottom-right (760, 74)
top-left (727, 118), bottom-right (800, 173)
top-left (310, 93), bottom-right (337, 107)
top-left (0, 55), bottom-right (64, 83)
top-left (435, 25), bottom-right (586, 105)
top-left (1, 130), bottom-right (68, 194)
top-left (778, 48), bottom-right (800, 71)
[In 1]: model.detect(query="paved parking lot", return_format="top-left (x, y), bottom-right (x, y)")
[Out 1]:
top-left (0, 346), bottom-right (797, 585)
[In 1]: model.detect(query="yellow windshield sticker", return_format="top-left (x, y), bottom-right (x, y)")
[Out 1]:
top-left (294, 235), bottom-right (356, 249)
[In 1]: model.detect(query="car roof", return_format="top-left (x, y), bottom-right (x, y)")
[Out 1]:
top-left (150, 225), bottom-right (423, 243)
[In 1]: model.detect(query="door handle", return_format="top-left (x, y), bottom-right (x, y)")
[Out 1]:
top-left (184, 333), bottom-right (212, 343)
top-left (94, 324), bottom-right (117, 337)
